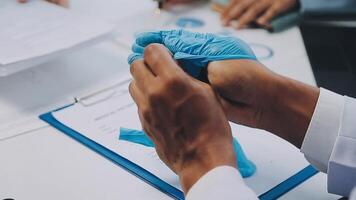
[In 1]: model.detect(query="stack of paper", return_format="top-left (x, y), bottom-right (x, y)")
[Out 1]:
top-left (0, 0), bottom-right (117, 76)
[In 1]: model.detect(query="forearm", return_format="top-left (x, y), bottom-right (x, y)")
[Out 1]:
top-left (262, 74), bottom-right (319, 148)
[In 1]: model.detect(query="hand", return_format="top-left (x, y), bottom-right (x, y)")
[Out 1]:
top-left (18, 0), bottom-right (69, 7)
top-left (129, 30), bottom-right (256, 80)
top-left (207, 59), bottom-right (319, 148)
top-left (220, 0), bottom-right (298, 29)
top-left (129, 44), bottom-right (236, 193)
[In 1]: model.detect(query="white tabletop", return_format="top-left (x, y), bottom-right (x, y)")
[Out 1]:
top-left (0, 0), bottom-right (342, 199)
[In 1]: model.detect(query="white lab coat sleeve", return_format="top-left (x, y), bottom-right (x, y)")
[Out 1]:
top-left (327, 95), bottom-right (356, 196)
top-left (301, 88), bottom-right (356, 197)
top-left (185, 166), bottom-right (258, 200)
top-left (301, 88), bottom-right (344, 172)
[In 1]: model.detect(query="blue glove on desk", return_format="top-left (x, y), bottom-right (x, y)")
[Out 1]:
top-left (128, 30), bottom-right (256, 80)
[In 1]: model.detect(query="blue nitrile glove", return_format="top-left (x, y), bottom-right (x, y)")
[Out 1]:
top-left (119, 127), bottom-right (257, 178)
top-left (128, 30), bottom-right (256, 80)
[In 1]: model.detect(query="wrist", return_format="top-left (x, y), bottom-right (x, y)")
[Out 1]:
top-left (262, 75), bottom-right (319, 148)
top-left (177, 139), bottom-right (237, 194)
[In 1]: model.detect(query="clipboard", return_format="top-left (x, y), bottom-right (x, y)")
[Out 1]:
top-left (39, 77), bottom-right (319, 200)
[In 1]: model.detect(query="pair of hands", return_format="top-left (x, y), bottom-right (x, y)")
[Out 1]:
top-left (128, 30), bottom-right (319, 193)
top-left (168, 0), bottom-right (299, 29)
top-left (17, 0), bottom-right (68, 7)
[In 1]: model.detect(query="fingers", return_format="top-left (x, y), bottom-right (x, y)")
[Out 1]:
top-left (220, 0), bottom-right (298, 29)
top-left (219, 97), bottom-right (259, 128)
top-left (143, 44), bottom-right (183, 77)
top-left (58, 0), bottom-right (69, 7)
top-left (257, 3), bottom-right (285, 25)
top-left (236, 1), bottom-right (270, 29)
top-left (130, 60), bottom-right (156, 92)
top-left (47, 0), bottom-right (69, 7)
top-left (221, 0), bottom-right (252, 26)
top-left (129, 81), bottom-right (145, 106)
top-left (129, 81), bottom-right (153, 134)
top-left (256, 8), bottom-right (276, 25)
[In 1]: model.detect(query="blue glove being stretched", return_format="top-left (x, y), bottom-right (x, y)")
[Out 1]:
top-left (128, 30), bottom-right (257, 80)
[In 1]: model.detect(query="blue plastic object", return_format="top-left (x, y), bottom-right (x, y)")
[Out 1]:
top-left (128, 30), bottom-right (256, 79)
top-left (119, 127), bottom-right (155, 147)
top-left (233, 136), bottom-right (257, 178)
top-left (119, 127), bottom-right (256, 178)
top-left (259, 165), bottom-right (319, 200)
top-left (175, 17), bottom-right (205, 28)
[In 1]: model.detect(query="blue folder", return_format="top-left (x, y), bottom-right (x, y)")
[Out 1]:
top-left (40, 104), bottom-right (319, 200)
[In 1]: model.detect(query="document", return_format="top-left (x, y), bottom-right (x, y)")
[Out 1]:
top-left (0, 0), bottom-right (117, 76)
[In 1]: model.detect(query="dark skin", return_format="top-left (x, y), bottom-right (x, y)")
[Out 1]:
top-left (129, 44), bottom-right (319, 194)
top-left (208, 60), bottom-right (319, 148)
top-left (129, 44), bottom-right (236, 193)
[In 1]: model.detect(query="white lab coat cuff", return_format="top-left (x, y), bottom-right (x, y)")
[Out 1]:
top-left (328, 96), bottom-right (356, 196)
top-left (186, 166), bottom-right (258, 200)
top-left (301, 88), bottom-right (344, 172)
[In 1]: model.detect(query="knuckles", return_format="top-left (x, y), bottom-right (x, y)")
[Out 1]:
top-left (129, 61), bottom-right (138, 75)
top-left (129, 59), bottom-right (145, 76)
top-left (147, 76), bottom-right (185, 103)
top-left (144, 43), bottom-right (166, 62)
top-left (165, 75), bottom-right (185, 90)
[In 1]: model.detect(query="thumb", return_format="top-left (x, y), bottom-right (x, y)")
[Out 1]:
top-left (219, 97), bottom-right (260, 128)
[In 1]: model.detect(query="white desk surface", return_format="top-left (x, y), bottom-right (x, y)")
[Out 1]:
top-left (0, 0), bottom-right (342, 199)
